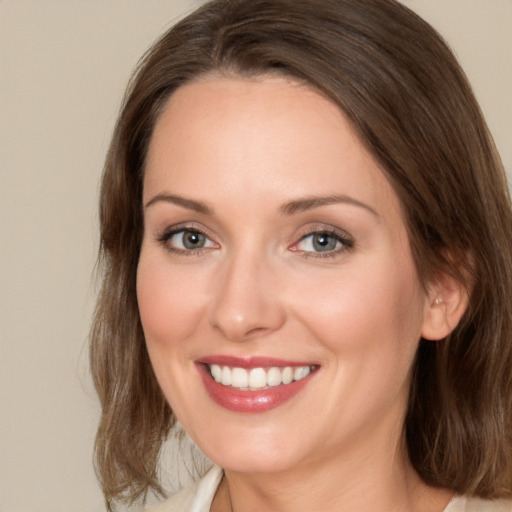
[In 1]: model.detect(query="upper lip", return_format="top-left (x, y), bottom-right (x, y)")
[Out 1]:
top-left (198, 355), bottom-right (318, 369)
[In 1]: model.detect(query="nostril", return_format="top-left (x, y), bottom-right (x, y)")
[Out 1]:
top-left (245, 326), bottom-right (270, 337)
top-left (211, 320), bottom-right (269, 340)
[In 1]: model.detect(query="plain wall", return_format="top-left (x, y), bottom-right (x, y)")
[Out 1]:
top-left (0, 1), bottom-right (510, 511)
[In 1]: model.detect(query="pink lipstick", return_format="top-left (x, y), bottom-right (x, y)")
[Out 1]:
top-left (197, 356), bottom-right (318, 413)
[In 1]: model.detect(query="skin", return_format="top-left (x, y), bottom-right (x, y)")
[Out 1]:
top-left (137, 75), bottom-right (464, 512)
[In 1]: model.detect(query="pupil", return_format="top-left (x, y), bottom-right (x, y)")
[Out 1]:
top-left (313, 233), bottom-right (336, 252)
top-left (183, 231), bottom-right (205, 249)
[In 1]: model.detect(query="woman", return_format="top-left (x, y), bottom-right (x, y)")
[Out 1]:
top-left (90, 0), bottom-right (512, 511)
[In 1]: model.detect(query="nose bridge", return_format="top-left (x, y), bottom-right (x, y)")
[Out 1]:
top-left (208, 242), bottom-right (285, 341)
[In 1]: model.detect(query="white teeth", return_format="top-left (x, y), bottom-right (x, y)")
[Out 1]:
top-left (282, 366), bottom-right (293, 385)
top-left (267, 367), bottom-right (282, 387)
top-left (208, 364), bottom-right (314, 390)
top-left (211, 364), bottom-right (222, 383)
top-left (294, 366), bottom-right (311, 380)
top-left (294, 366), bottom-right (304, 380)
top-left (221, 366), bottom-right (232, 386)
top-left (249, 368), bottom-right (267, 389)
top-left (231, 367), bottom-right (249, 388)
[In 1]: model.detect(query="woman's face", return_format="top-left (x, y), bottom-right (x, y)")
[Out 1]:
top-left (137, 75), bottom-right (432, 474)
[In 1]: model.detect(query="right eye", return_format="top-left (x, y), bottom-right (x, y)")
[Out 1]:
top-left (159, 228), bottom-right (217, 254)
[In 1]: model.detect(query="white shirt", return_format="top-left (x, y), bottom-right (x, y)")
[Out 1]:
top-left (144, 465), bottom-right (512, 512)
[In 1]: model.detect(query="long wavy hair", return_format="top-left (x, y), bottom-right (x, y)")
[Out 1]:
top-left (90, 0), bottom-right (512, 509)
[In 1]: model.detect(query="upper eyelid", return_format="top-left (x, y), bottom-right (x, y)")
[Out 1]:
top-left (294, 223), bottom-right (353, 241)
top-left (156, 222), bottom-right (212, 239)
top-left (157, 226), bottom-right (219, 255)
top-left (291, 225), bottom-right (355, 252)
top-left (295, 232), bottom-right (352, 247)
top-left (154, 222), bottom-right (354, 248)
top-left (299, 230), bottom-right (349, 242)
top-left (162, 226), bottom-right (210, 239)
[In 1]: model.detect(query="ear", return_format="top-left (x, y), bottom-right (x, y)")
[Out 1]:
top-left (421, 272), bottom-right (469, 341)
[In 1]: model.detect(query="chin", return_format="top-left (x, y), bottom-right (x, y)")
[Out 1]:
top-left (210, 448), bottom-right (297, 475)
top-left (189, 422), bottom-right (306, 474)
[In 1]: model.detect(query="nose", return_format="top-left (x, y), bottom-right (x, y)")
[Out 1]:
top-left (208, 250), bottom-right (286, 342)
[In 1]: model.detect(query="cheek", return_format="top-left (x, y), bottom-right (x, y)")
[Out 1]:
top-left (288, 254), bottom-right (425, 363)
top-left (136, 253), bottom-right (206, 348)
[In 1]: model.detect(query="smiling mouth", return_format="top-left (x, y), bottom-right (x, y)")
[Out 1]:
top-left (207, 364), bottom-right (317, 390)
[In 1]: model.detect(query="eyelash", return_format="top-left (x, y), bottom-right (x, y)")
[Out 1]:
top-left (292, 228), bottom-right (354, 259)
top-left (156, 225), bottom-right (354, 259)
top-left (157, 225), bottom-right (216, 257)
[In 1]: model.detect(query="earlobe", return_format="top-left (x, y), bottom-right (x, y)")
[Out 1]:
top-left (421, 274), bottom-right (469, 341)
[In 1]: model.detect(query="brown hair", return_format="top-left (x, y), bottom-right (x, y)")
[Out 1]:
top-left (90, 0), bottom-right (512, 509)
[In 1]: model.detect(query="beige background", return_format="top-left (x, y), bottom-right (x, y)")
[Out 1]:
top-left (0, 1), bottom-right (510, 511)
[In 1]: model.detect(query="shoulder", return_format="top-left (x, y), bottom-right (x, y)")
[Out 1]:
top-left (143, 465), bottom-right (224, 512)
top-left (465, 497), bottom-right (512, 512)
top-left (142, 484), bottom-right (196, 512)
top-left (446, 496), bottom-right (512, 512)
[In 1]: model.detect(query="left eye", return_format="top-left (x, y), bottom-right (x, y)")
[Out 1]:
top-left (168, 229), bottom-right (215, 250)
top-left (295, 232), bottom-right (345, 253)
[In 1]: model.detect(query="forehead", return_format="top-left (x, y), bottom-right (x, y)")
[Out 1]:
top-left (144, 75), bottom-right (402, 224)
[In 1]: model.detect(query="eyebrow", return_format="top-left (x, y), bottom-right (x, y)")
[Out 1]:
top-left (280, 194), bottom-right (379, 216)
top-left (144, 193), bottom-right (213, 215)
top-left (144, 192), bottom-right (378, 217)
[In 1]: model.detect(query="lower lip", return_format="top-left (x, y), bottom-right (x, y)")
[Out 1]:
top-left (197, 364), bottom-right (315, 413)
